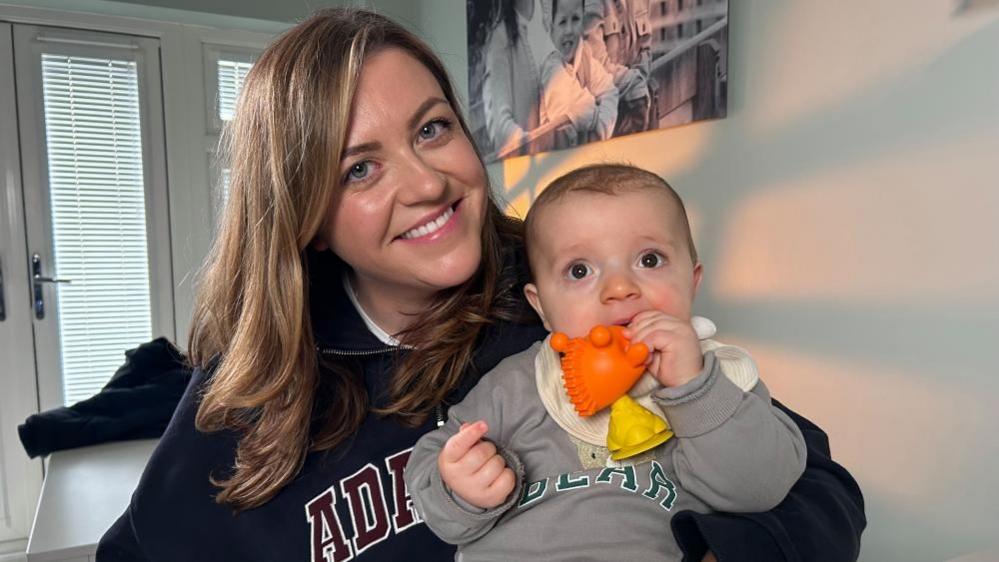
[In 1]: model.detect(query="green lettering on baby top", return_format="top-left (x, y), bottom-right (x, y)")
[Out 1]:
top-left (643, 461), bottom-right (678, 511)
top-left (517, 461), bottom-right (679, 512)
top-left (555, 472), bottom-right (590, 491)
top-left (595, 465), bottom-right (639, 491)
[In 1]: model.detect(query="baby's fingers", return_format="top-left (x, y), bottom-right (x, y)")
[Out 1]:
top-left (625, 311), bottom-right (679, 339)
top-left (475, 453), bottom-right (509, 484)
top-left (486, 468), bottom-right (517, 499)
top-left (440, 420), bottom-right (489, 464)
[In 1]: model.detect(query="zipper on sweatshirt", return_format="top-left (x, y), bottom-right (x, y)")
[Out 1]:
top-left (317, 346), bottom-right (395, 357)
top-left (317, 345), bottom-right (447, 427)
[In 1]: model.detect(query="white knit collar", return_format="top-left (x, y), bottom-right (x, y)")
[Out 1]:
top-left (342, 274), bottom-right (402, 348)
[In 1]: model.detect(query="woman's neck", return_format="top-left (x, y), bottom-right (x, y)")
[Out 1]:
top-left (348, 271), bottom-right (433, 337)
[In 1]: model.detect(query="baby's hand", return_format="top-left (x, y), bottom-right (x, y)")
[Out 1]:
top-left (625, 311), bottom-right (704, 387)
top-left (438, 421), bottom-right (516, 510)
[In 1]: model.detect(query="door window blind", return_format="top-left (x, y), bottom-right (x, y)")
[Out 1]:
top-left (216, 58), bottom-right (252, 202)
top-left (40, 53), bottom-right (152, 406)
top-left (217, 59), bottom-right (252, 122)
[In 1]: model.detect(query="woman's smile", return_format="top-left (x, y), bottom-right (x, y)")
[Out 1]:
top-left (398, 200), bottom-right (461, 242)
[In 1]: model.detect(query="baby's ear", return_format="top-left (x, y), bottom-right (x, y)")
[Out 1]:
top-left (692, 262), bottom-right (704, 297)
top-left (523, 283), bottom-right (551, 331)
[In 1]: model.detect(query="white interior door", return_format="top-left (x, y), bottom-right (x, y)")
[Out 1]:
top-left (0, 22), bottom-right (174, 554)
top-left (12, 24), bottom-right (174, 412)
top-left (0, 22), bottom-right (43, 554)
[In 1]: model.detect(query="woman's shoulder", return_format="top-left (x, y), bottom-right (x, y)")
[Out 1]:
top-left (137, 366), bottom-right (240, 490)
top-left (117, 366), bottom-right (248, 557)
top-left (131, 364), bottom-right (251, 516)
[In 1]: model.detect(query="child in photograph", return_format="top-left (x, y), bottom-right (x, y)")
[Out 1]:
top-left (546, 0), bottom-right (619, 142)
top-left (405, 164), bottom-right (807, 560)
top-left (483, 0), bottom-right (598, 156)
top-left (584, 0), bottom-right (655, 134)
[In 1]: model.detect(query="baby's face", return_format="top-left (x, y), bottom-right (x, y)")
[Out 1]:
top-left (525, 189), bottom-right (702, 339)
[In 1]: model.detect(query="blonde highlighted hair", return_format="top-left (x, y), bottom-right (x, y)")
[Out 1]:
top-left (189, 8), bottom-right (526, 510)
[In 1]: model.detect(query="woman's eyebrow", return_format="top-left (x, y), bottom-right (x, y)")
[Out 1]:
top-left (342, 97), bottom-right (449, 159)
top-left (342, 141), bottom-right (381, 159)
top-left (408, 97), bottom-right (449, 131)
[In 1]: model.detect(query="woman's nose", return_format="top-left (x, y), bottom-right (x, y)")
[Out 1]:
top-left (397, 152), bottom-right (447, 205)
top-left (600, 272), bottom-right (641, 303)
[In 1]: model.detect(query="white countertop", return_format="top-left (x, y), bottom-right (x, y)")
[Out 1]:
top-left (26, 439), bottom-right (158, 562)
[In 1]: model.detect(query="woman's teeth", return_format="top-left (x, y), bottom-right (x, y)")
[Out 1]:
top-left (401, 205), bottom-right (455, 240)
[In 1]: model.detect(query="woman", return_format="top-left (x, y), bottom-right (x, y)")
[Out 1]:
top-left (98, 8), bottom-right (864, 562)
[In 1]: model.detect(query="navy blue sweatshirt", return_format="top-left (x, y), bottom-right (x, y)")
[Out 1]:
top-left (98, 250), bottom-right (864, 562)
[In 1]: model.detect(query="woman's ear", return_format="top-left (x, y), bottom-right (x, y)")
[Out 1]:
top-left (523, 283), bottom-right (551, 331)
top-left (311, 236), bottom-right (330, 252)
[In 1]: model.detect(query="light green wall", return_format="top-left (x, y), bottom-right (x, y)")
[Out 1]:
top-left (411, 1), bottom-right (999, 561)
top-left (0, 0), bottom-right (417, 30)
top-left (101, 0), bottom-right (419, 26)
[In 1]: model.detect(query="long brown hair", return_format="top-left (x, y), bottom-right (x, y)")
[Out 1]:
top-left (189, 8), bottom-right (525, 510)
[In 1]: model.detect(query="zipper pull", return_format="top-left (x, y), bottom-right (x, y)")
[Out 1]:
top-left (434, 404), bottom-right (446, 428)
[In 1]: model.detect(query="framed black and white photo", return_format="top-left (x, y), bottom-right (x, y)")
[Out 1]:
top-left (467, 0), bottom-right (729, 162)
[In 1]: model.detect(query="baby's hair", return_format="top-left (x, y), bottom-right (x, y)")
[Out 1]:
top-left (524, 164), bottom-right (698, 271)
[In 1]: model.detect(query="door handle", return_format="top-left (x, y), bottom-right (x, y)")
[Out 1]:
top-left (0, 257), bottom-right (6, 322)
top-left (33, 274), bottom-right (71, 284)
top-left (31, 253), bottom-right (71, 319)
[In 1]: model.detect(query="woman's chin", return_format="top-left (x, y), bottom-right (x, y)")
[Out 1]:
top-left (419, 251), bottom-right (483, 293)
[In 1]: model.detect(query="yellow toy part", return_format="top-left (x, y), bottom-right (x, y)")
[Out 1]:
top-left (606, 395), bottom-right (674, 460)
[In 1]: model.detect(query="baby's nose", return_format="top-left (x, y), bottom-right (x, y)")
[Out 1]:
top-left (600, 273), bottom-right (640, 302)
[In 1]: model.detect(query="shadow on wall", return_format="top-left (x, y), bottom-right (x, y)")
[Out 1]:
top-left (488, 10), bottom-right (999, 562)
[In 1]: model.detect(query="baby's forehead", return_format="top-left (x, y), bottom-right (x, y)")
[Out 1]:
top-left (527, 189), bottom-right (683, 252)
top-left (533, 186), bottom-right (680, 225)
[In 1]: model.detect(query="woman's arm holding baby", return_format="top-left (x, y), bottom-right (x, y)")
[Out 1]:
top-left (673, 403), bottom-right (866, 562)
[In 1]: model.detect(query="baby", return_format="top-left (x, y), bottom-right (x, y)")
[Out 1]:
top-left (405, 164), bottom-right (807, 560)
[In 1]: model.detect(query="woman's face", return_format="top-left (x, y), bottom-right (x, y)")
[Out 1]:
top-left (313, 47), bottom-right (488, 310)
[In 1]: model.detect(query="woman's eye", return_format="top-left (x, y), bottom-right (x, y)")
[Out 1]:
top-left (567, 263), bottom-right (592, 280)
top-left (345, 161), bottom-right (371, 182)
top-left (639, 252), bottom-right (664, 268)
top-left (418, 118), bottom-right (451, 141)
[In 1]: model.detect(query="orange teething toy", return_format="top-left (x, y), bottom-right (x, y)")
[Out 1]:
top-left (550, 326), bottom-right (650, 417)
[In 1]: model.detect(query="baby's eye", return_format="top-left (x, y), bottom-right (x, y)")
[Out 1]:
top-left (566, 262), bottom-right (592, 280)
top-left (345, 161), bottom-right (371, 182)
top-left (638, 252), bottom-right (665, 268)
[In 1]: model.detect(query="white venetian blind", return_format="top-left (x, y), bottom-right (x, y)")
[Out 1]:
top-left (40, 53), bottom-right (153, 406)
top-left (216, 58), bottom-right (253, 202)
top-left (217, 58), bottom-right (252, 122)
